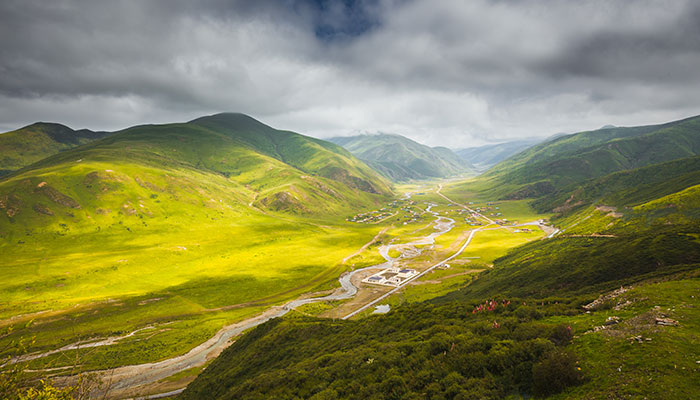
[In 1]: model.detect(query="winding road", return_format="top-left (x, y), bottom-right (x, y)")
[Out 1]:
top-left (45, 187), bottom-right (498, 399)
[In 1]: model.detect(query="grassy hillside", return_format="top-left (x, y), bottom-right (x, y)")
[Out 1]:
top-left (439, 225), bottom-right (700, 300)
top-left (455, 139), bottom-right (541, 171)
top-left (190, 114), bottom-right (391, 195)
top-left (182, 300), bottom-right (587, 400)
top-left (533, 155), bottom-right (700, 213)
top-left (0, 114), bottom-right (393, 371)
top-left (482, 115), bottom-right (700, 199)
top-left (329, 134), bottom-right (474, 181)
top-left (0, 122), bottom-right (112, 176)
top-left (183, 220), bottom-right (700, 400)
top-left (183, 152), bottom-right (700, 399)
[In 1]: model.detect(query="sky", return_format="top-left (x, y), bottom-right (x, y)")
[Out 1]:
top-left (1, 0), bottom-right (700, 148)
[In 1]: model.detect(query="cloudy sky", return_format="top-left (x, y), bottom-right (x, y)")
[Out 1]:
top-left (1, 0), bottom-right (700, 147)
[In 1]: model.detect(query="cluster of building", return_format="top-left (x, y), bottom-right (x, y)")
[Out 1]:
top-left (347, 209), bottom-right (393, 223)
top-left (348, 198), bottom-right (422, 224)
top-left (363, 267), bottom-right (418, 287)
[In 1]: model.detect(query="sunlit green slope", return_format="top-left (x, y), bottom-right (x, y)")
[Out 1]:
top-left (481, 115), bottom-right (700, 199)
top-left (0, 113), bottom-right (392, 320)
top-left (0, 122), bottom-right (112, 176)
top-left (183, 137), bottom-right (700, 399)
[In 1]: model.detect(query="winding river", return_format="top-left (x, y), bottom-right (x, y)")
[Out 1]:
top-left (41, 196), bottom-right (461, 397)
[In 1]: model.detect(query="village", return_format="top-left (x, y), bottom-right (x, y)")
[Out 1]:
top-left (346, 198), bottom-right (422, 224)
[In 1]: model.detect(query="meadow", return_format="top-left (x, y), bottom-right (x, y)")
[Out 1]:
top-left (0, 115), bottom-right (396, 373)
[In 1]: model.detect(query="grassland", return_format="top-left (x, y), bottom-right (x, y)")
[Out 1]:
top-left (181, 176), bottom-right (700, 399)
top-left (177, 115), bottom-right (700, 399)
top-left (0, 123), bottom-right (112, 176)
top-left (356, 179), bottom-right (551, 314)
top-left (0, 114), bottom-right (398, 375)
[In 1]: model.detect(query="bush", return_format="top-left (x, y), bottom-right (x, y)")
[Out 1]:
top-left (549, 324), bottom-right (573, 346)
top-left (532, 349), bottom-right (583, 397)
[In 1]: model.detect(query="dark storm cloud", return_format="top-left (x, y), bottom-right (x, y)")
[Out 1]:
top-left (539, 3), bottom-right (700, 82)
top-left (0, 0), bottom-right (699, 147)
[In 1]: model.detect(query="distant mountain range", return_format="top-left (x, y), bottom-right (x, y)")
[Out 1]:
top-left (5, 111), bottom-right (700, 400)
top-left (329, 133), bottom-right (475, 181)
top-left (455, 139), bottom-right (542, 171)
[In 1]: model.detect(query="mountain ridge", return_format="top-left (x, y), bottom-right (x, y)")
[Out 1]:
top-left (328, 133), bottom-right (475, 182)
top-left (0, 122), bottom-right (112, 176)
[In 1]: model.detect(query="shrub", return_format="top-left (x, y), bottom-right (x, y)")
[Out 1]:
top-left (532, 349), bottom-right (583, 397)
top-left (549, 324), bottom-right (573, 346)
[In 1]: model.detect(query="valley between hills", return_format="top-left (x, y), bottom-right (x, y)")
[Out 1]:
top-left (2, 113), bottom-right (700, 399)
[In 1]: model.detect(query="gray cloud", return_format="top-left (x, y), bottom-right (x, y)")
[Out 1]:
top-left (1, 0), bottom-right (699, 147)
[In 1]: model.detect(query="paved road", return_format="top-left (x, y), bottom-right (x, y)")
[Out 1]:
top-left (97, 193), bottom-right (458, 398)
top-left (342, 226), bottom-right (485, 319)
top-left (60, 187), bottom-right (491, 399)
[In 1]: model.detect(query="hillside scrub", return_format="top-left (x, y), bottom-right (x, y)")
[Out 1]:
top-left (181, 301), bottom-right (585, 399)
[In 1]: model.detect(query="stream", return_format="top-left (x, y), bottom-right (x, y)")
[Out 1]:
top-left (27, 194), bottom-right (462, 397)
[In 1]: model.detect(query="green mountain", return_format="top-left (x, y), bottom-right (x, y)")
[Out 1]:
top-left (0, 113), bottom-right (391, 222)
top-left (184, 183), bottom-right (700, 400)
top-left (533, 155), bottom-right (700, 214)
top-left (183, 125), bottom-right (700, 399)
top-left (0, 113), bottom-right (393, 331)
top-left (483, 115), bottom-right (700, 199)
top-left (455, 139), bottom-right (541, 171)
top-left (0, 122), bottom-right (111, 176)
top-left (329, 134), bottom-right (475, 181)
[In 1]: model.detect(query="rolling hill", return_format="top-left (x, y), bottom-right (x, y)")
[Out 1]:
top-left (183, 122), bottom-right (700, 399)
top-left (0, 113), bottom-right (391, 221)
top-left (329, 133), bottom-right (475, 181)
top-left (0, 122), bottom-right (112, 176)
top-left (0, 113), bottom-right (395, 374)
top-left (455, 138), bottom-right (541, 171)
top-left (480, 115), bottom-right (700, 199)
top-left (533, 154), bottom-right (700, 214)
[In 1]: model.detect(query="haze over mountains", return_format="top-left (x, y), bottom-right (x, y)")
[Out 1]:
top-left (329, 133), bottom-right (475, 182)
top-left (455, 139), bottom-right (542, 171)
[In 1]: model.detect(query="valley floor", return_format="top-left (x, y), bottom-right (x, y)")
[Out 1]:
top-left (2, 180), bottom-right (554, 398)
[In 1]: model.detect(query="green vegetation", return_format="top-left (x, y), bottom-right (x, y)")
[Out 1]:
top-left (457, 228), bottom-right (542, 264)
top-left (533, 155), bottom-right (700, 214)
top-left (476, 115), bottom-right (700, 200)
top-left (455, 138), bottom-right (541, 171)
top-left (0, 113), bottom-right (394, 371)
top-left (0, 123), bottom-right (112, 177)
top-left (440, 225), bottom-right (700, 300)
top-left (182, 113), bottom-right (700, 399)
top-left (182, 301), bottom-right (585, 400)
top-left (4, 112), bottom-right (700, 399)
top-left (329, 133), bottom-right (474, 181)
